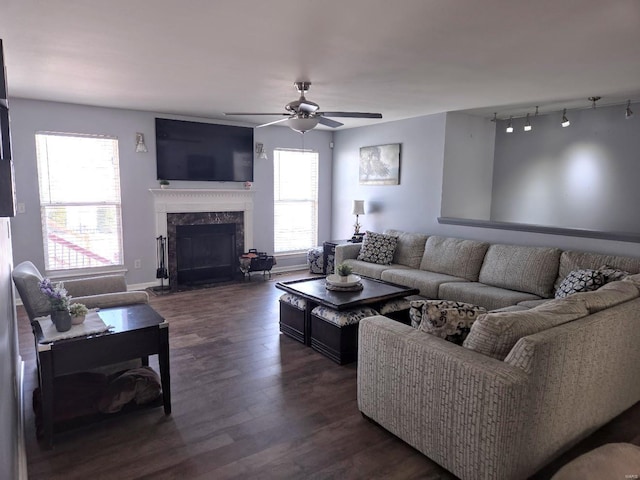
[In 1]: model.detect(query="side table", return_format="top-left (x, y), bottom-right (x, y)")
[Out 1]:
top-left (323, 239), bottom-right (353, 274)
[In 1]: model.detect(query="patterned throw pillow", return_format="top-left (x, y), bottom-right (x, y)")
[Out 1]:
top-left (416, 300), bottom-right (487, 345)
top-left (599, 265), bottom-right (630, 284)
top-left (555, 269), bottom-right (605, 298)
top-left (356, 231), bottom-right (398, 265)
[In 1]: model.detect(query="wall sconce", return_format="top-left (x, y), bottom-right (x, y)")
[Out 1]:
top-left (255, 142), bottom-right (268, 159)
top-left (135, 133), bottom-right (148, 153)
top-left (626, 100), bottom-right (634, 119)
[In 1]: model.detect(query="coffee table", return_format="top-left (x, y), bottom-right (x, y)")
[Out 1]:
top-left (276, 276), bottom-right (418, 363)
top-left (33, 304), bottom-right (171, 448)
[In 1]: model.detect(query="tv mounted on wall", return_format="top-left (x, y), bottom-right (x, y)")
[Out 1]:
top-left (155, 118), bottom-right (254, 182)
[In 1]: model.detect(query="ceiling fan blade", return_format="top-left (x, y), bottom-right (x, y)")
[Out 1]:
top-left (256, 117), bottom-right (291, 128)
top-left (224, 112), bottom-right (289, 116)
top-left (319, 111), bottom-right (383, 119)
top-left (317, 116), bottom-right (344, 128)
top-left (298, 102), bottom-right (319, 114)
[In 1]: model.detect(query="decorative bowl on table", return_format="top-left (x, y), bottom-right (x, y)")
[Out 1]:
top-left (325, 274), bottom-right (362, 287)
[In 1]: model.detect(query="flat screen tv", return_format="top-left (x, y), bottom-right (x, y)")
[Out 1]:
top-left (155, 118), bottom-right (254, 182)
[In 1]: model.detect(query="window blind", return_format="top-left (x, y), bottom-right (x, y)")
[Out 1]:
top-left (274, 149), bottom-right (319, 253)
top-left (35, 133), bottom-right (124, 271)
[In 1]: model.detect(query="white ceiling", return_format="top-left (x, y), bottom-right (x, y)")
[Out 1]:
top-left (1, 0), bottom-right (640, 128)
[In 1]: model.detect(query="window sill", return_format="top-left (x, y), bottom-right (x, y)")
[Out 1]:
top-left (46, 266), bottom-right (127, 280)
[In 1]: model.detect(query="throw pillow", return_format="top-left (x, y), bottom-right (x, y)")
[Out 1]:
top-left (417, 300), bottom-right (487, 345)
top-left (598, 264), bottom-right (630, 284)
top-left (555, 269), bottom-right (605, 298)
top-left (356, 231), bottom-right (398, 265)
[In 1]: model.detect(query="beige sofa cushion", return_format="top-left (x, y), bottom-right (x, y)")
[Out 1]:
top-left (419, 236), bottom-right (489, 281)
top-left (381, 268), bottom-right (467, 299)
top-left (463, 296), bottom-right (589, 360)
top-left (571, 280), bottom-right (639, 313)
top-left (384, 230), bottom-right (429, 269)
top-left (438, 281), bottom-right (541, 311)
top-left (479, 244), bottom-right (561, 298)
top-left (342, 259), bottom-right (409, 280)
top-left (554, 250), bottom-right (640, 291)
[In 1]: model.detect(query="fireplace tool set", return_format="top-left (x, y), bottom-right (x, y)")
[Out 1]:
top-left (154, 235), bottom-right (170, 292)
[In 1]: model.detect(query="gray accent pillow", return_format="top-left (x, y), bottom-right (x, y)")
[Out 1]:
top-left (555, 269), bottom-right (605, 298)
top-left (357, 231), bottom-right (398, 265)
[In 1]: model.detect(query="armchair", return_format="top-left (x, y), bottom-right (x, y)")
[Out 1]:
top-left (12, 261), bottom-right (148, 321)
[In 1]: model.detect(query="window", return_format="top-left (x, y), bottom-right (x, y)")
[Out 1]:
top-left (35, 132), bottom-right (123, 272)
top-left (274, 149), bottom-right (319, 253)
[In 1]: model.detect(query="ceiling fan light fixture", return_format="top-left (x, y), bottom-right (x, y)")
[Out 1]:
top-left (287, 116), bottom-right (319, 133)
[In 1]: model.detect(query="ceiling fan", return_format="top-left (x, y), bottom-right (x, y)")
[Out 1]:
top-left (224, 81), bottom-right (382, 133)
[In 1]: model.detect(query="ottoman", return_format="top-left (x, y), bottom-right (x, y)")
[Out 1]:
top-left (310, 305), bottom-right (378, 364)
top-left (307, 247), bottom-right (324, 274)
top-left (379, 294), bottom-right (427, 325)
top-left (279, 293), bottom-right (307, 344)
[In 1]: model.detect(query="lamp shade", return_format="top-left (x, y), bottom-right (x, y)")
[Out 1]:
top-left (352, 200), bottom-right (365, 216)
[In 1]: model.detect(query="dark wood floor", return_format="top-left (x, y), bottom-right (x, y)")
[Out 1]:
top-left (18, 271), bottom-right (640, 480)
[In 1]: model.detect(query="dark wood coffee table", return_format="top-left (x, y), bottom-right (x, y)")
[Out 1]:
top-left (33, 304), bottom-right (171, 448)
top-left (276, 276), bottom-right (418, 363)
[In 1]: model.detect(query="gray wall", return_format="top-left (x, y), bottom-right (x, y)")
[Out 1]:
top-left (0, 218), bottom-right (22, 479)
top-left (332, 112), bottom-right (640, 258)
top-left (332, 115), bottom-right (447, 237)
top-left (491, 102), bottom-right (640, 232)
top-left (9, 99), bottom-right (333, 284)
top-left (442, 112), bottom-right (495, 219)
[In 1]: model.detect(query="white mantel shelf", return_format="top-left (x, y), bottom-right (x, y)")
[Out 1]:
top-left (149, 188), bottom-right (255, 249)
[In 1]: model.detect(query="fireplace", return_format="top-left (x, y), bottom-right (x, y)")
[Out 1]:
top-left (166, 211), bottom-right (245, 290)
top-left (175, 223), bottom-right (236, 285)
top-left (150, 188), bottom-right (254, 290)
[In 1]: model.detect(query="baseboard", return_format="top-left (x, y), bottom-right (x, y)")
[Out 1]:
top-left (271, 264), bottom-right (308, 274)
top-left (128, 281), bottom-right (164, 291)
top-left (17, 357), bottom-right (27, 480)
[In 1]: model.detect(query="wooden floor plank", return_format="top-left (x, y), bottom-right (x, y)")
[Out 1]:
top-left (17, 271), bottom-right (640, 480)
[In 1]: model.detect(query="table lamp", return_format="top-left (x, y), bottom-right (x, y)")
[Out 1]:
top-left (352, 200), bottom-right (365, 242)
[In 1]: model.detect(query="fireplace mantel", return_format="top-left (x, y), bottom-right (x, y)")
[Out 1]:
top-left (150, 188), bottom-right (254, 250)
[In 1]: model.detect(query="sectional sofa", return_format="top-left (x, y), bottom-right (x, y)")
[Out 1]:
top-left (335, 230), bottom-right (640, 479)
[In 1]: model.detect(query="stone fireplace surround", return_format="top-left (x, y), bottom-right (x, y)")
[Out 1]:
top-left (150, 189), bottom-right (254, 289)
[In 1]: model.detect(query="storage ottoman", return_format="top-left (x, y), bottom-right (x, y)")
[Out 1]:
top-left (310, 305), bottom-right (378, 364)
top-left (307, 247), bottom-right (324, 274)
top-left (279, 293), bottom-right (307, 344)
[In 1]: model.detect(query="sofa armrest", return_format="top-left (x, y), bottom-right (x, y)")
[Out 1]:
top-left (334, 243), bottom-right (362, 265)
top-left (72, 291), bottom-right (149, 310)
top-left (64, 274), bottom-right (128, 297)
top-left (358, 316), bottom-right (531, 480)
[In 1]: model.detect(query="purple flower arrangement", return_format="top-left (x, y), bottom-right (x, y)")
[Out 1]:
top-left (38, 278), bottom-right (71, 311)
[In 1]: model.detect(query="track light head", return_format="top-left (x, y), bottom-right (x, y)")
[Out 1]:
top-left (524, 113), bottom-right (532, 132)
top-left (626, 100), bottom-right (634, 119)
top-left (506, 116), bottom-right (513, 133)
top-left (561, 108), bottom-right (570, 128)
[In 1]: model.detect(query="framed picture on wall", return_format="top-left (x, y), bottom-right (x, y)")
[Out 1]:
top-left (359, 143), bottom-right (401, 185)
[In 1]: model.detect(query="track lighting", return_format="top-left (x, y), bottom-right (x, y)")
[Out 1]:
top-left (524, 113), bottom-right (532, 132)
top-left (626, 100), bottom-right (634, 119)
top-left (561, 109), bottom-right (570, 128)
top-left (506, 116), bottom-right (513, 133)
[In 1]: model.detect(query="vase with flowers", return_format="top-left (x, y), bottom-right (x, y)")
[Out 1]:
top-left (39, 278), bottom-right (72, 332)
